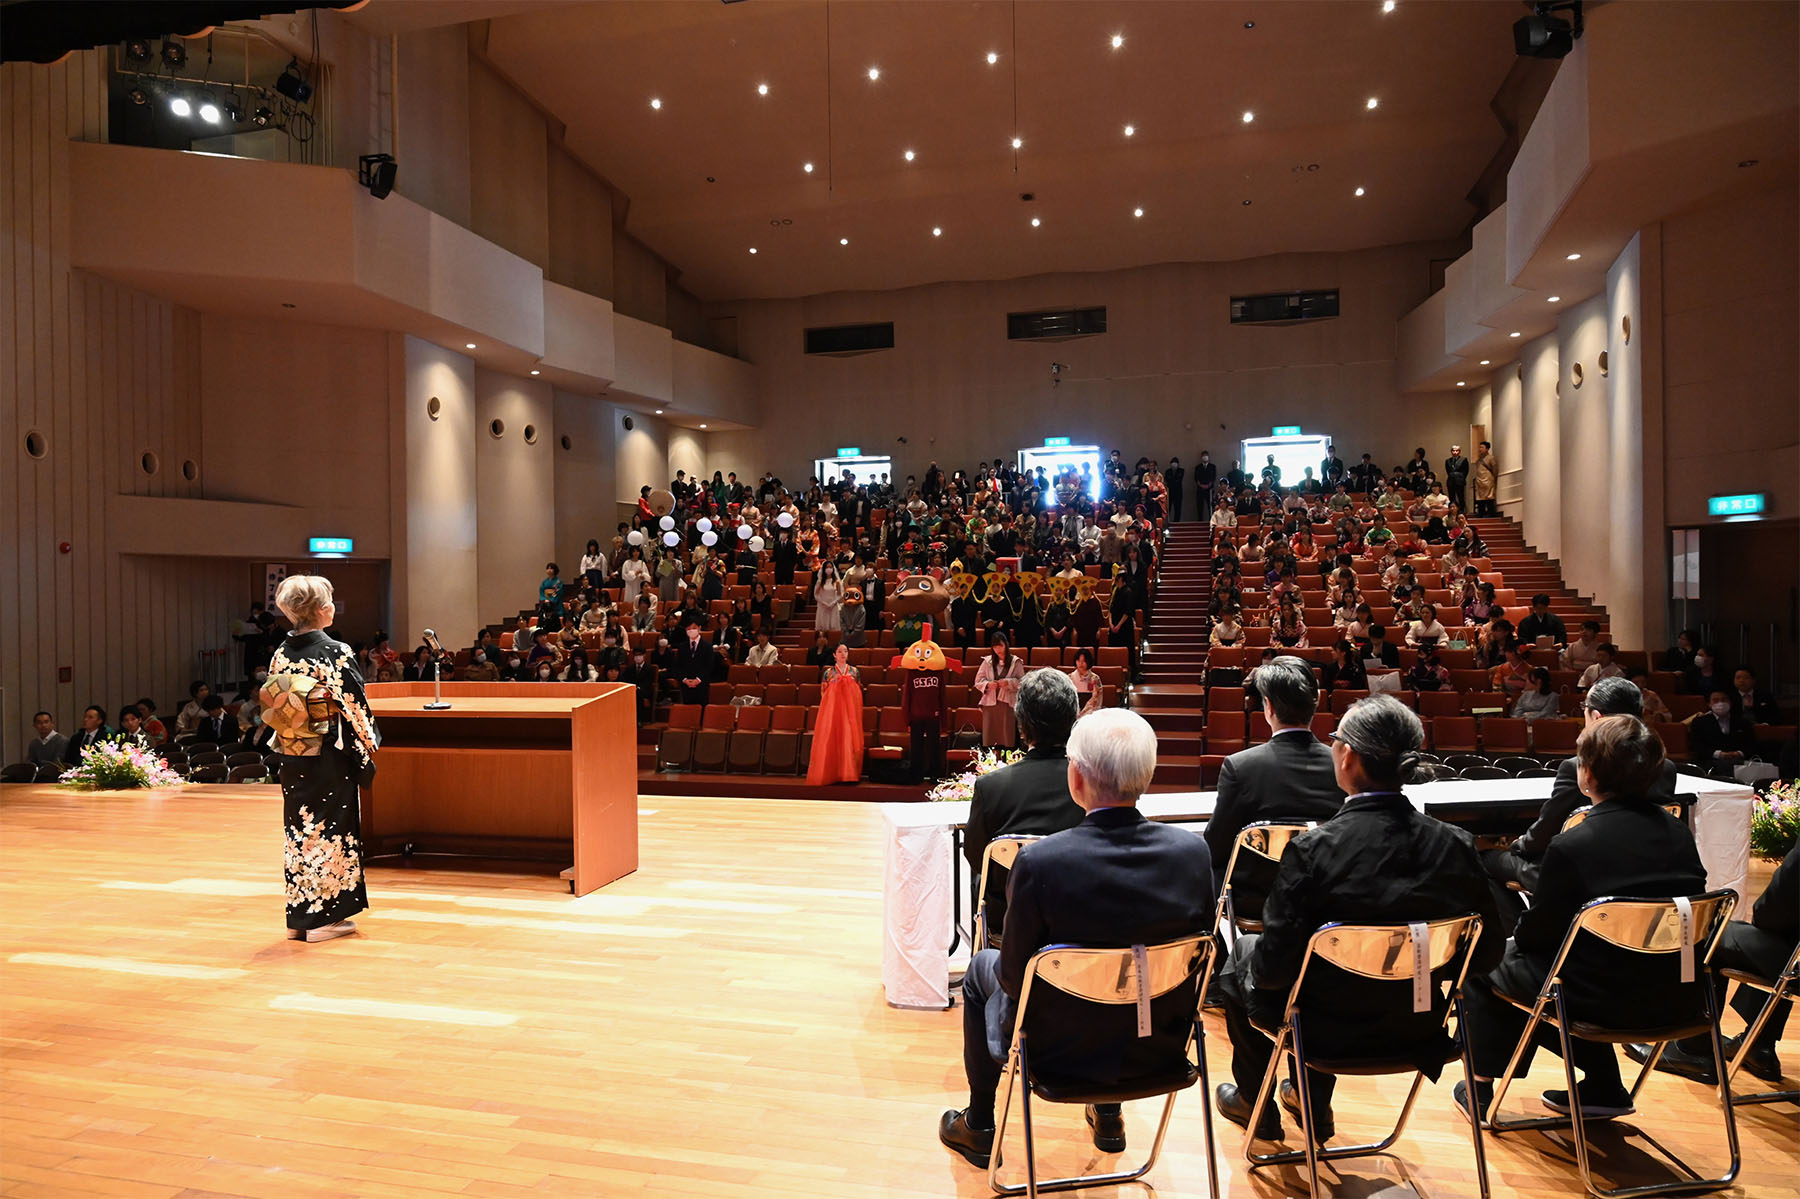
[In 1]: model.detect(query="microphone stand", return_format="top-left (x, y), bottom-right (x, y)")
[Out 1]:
top-left (424, 647), bottom-right (451, 710)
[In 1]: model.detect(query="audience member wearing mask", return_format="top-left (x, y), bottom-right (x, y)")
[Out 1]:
top-left (461, 649), bottom-right (500, 682)
top-left (1690, 690), bottom-right (1758, 770)
top-left (1682, 646), bottom-right (1724, 697)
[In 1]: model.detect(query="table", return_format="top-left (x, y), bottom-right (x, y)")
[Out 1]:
top-left (364, 683), bottom-right (638, 896)
top-left (879, 772), bottom-right (1755, 1009)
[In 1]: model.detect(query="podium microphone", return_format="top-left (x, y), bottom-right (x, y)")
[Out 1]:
top-left (421, 628), bottom-right (451, 710)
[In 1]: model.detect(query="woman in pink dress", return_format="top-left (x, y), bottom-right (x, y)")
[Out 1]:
top-left (806, 642), bottom-right (864, 785)
top-left (973, 634), bottom-right (1026, 749)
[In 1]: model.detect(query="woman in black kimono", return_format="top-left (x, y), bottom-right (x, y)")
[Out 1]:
top-left (263, 575), bottom-right (381, 944)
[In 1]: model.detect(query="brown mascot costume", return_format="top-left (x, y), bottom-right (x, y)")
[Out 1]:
top-left (897, 622), bottom-right (951, 785)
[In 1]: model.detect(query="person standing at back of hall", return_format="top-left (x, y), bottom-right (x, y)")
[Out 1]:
top-left (1472, 440), bottom-right (1498, 516)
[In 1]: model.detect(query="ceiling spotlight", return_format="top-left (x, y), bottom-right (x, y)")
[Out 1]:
top-left (1456, 381), bottom-right (1466, 387)
top-left (867, 66), bottom-right (880, 81)
top-left (803, 161), bottom-right (814, 173)
top-left (986, 51), bottom-right (999, 64)
top-left (748, 247), bottom-right (757, 254)
top-left (1123, 124), bottom-right (1135, 137)
top-left (1110, 33), bottom-right (1124, 49)
top-left (1479, 359), bottom-right (1491, 365)
top-left (1133, 207), bottom-right (1144, 218)
top-left (1030, 216), bottom-right (1041, 227)
top-left (1242, 198), bottom-right (1252, 205)
top-left (251, 103), bottom-right (273, 127)
top-left (1738, 159), bottom-right (1760, 168)
top-left (1547, 295), bottom-right (1561, 302)
top-left (1566, 252), bottom-right (1582, 260)
top-left (757, 83), bottom-right (769, 96)
top-left (1354, 186), bottom-right (1366, 196)
top-left (124, 37), bottom-right (153, 65)
top-left (1383, 0), bottom-right (1396, 11)
top-left (655, 409), bottom-right (664, 414)
top-left (198, 101), bottom-right (221, 124)
top-left (699, 423), bottom-right (707, 429)
top-left (168, 95), bottom-right (191, 117)
top-left (1366, 97), bottom-right (1379, 110)
top-left (650, 97), bottom-right (662, 109)
top-left (465, 343), bottom-right (477, 350)
top-left (160, 39), bottom-right (187, 69)
top-left (274, 58), bottom-right (312, 104)
top-left (839, 237), bottom-right (849, 245)
top-left (529, 369), bottom-right (541, 376)
top-left (1514, 0), bottom-right (1584, 59)
top-left (127, 86), bottom-right (148, 106)
top-left (1244, 20), bottom-right (1256, 28)
top-left (1011, 136), bottom-right (1023, 149)
top-left (1241, 110), bottom-right (1255, 123)
top-left (903, 149), bottom-right (915, 161)
top-left (932, 226), bottom-right (942, 237)
top-left (1509, 331), bottom-right (1521, 337)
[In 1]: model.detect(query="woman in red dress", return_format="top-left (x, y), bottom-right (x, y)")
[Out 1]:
top-left (806, 641), bottom-right (865, 785)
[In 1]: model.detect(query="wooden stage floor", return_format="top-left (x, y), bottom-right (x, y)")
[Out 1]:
top-left (2, 783), bottom-right (1793, 1199)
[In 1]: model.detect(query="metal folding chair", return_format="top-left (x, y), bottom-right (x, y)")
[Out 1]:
top-left (1720, 942), bottom-right (1799, 1107)
top-left (1217, 821), bottom-right (1315, 940)
top-left (1560, 803), bottom-right (1685, 834)
top-left (1481, 891), bottom-right (1740, 1199)
top-left (1244, 915), bottom-right (1492, 1199)
top-left (975, 835), bottom-right (1042, 950)
top-left (990, 935), bottom-right (1220, 1198)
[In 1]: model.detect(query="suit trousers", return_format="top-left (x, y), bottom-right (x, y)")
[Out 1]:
top-left (1678, 922), bottom-right (1793, 1054)
top-left (1463, 971), bottom-right (1623, 1091)
top-left (910, 721), bottom-right (944, 784)
top-left (1219, 936), bottom-right (1337, 1115)
top-left (962, 948), bottom-right (1121, 1122)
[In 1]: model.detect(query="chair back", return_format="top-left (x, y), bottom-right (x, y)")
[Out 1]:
top-left (976, 835), bottom-right (1041, 949)
top-left (1533, 891), bottom-right (1739, 1028)
top-left (1562, 801), bottom-right (1685, 833)
top-left (1219, 821), bottom-right (1314, 932)
top-left (1281, 915), bottom-right (1487, 1050)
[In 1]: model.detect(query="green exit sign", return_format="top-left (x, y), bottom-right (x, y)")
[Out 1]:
top-left (1272, 425), bottom-right (1302, 436)
top-left (836, 446), bottom-right (862, 457)
top-left (309, 537), bottom-right (353, 554)
top-left (1043, 436), bottom-right (1071, 447)
top-left (1708, 493), bottom-right (1765, 517)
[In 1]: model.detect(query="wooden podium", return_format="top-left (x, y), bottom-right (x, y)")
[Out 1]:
top-left (362, 682), bottom-right (638, 895)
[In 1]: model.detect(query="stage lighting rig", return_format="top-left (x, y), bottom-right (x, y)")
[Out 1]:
top-left (359, 154), bottom-right (399, 200)
top-left (1514, 1), bottom-right (1583, 59)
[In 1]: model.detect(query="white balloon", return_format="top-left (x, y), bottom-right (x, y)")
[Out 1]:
top-left (626, 530), bottom-right (644, 546)
top-left (696, 518), bottom-right (713, 533)
top-left (701, 531), bottom-right (718, 547)
top-left (776, 511), bottom-right (794, 528)
top-left (749, 536), bottom-right (766, 553)
top-left (662, 531), bottom-right (680, 547)
top-left (658, 515), bottom-right (675, 531)
top-left (737, 524), bottom-right (752, 540)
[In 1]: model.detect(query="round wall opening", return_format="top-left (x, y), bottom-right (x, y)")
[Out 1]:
top-left (621, 415), bottom-right (635, 432)
top-left (1621, 314), bottom-right (1632, 344)
top-left (24, 430), bottom-right (48, 459)
top-left (181, 459), bottom-right (198, 481)
top-left (489, 418), bottom-right (505, 439)
top-left (1598, 350), bottom-right (1610, 376)
top-left (141, 451), bottom-right (159, 476)
top-left (559, 434), bottom-right (573, 451)
top-left (1571, 363), bottom-right (1584, 389)
top-left (523, 424), bottom-right (539, 444)
top-left (427, 395), bottom-right (442, 421)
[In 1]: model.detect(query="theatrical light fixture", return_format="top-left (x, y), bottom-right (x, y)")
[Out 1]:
top-left (803, 162), bottom-right (814, 173)
top-left (903, 149), bottom-right (915, 161)
top-left (1241, 110), bottom-right (1255, 123)
top-left (358, 153), bottom-right (399, 199)
top-left (124, 37), bottom-right (153, 65)
top-left (1366, 97), bottom-right (1379, 110)
top-left (275, 58), bottom-right (312, 104)
top-left (1457, 381), bottom-right (1466, 387)
top-left (127, 87), bottom-right (148, 106)
top-left (1515, 1), bottom-right (1583, 59)
top-left (1110, 33), bottom-right (1124, 49)
top-left (198, 100), bottom-right (221, 124)
top-left (1123, 124), bottom-right (1135, 136)
top-left (1011, 136), bottom-right (1023, 149)
top-left (168, 95), bottom-right (191, 117)
top-left (160, 38), bottom-right (187, 68)
top-left (650, 97), bottom-right (662, 109)
top-left (757, 83), bottom-right (768, 96)
top-left (1383, 0), bottom-right (1396, 11)
top-left (1354, 187), bottom-right (1366, 196)
top-left (867, 66), bottom-right (880, 80)
top-left (251, 103), bottom-right (273, 127)
top-left (465, 343), bottom-right (477, 350)
top-left (1566, 252), bottom-right (1582, 260)
top-left (655, 409), bottom-right (664, 414)
top-left (987, 51), bottom-right (999, 64)
top-left (699, 424), bottom-right (707, 429)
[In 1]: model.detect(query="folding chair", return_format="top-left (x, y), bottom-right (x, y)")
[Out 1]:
top-left (1480, 891), bottom-right (1740, 1199)
top-left (0, 763), bottom-right (34, 783)
top-left (1720, 942), bottom-right (1800, 1107)
top-left (1245, 915), bottom-right (1492, 1199)
top-left (990, 936), bottom-right (1221, 1198)
top-left (1218, 822), bottom-right (1314, 938)
top-left (974, 835), bottom-right (1042, 950)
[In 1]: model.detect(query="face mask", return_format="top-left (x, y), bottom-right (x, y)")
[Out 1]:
top-left (253, 670), bottom-right (267, 682)
top-left (539, 669), bottom-right (553, 679)
top-left (473, 653), bottom-right (486, 664)
top-left (1711, 702), bottom-right (1731, 718)
top-left (1695, 656), bottom-right (1711, 669)
top-left (508, 658), bottom-right (521, 669)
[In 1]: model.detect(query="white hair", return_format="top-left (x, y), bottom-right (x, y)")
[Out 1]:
top-left (1066, 708), bottom-right (1158, 803)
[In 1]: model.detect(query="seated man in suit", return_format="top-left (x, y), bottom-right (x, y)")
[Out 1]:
top-left (1482, 677), bottom-right (1679, 901)
top-left (189, 695), bottom-right (240, 747)
top-left (1216, 696), bottom-right (1504, 1142)
top-left (1459, 716), bottom-right (1706, 1120)
top-left (1690, 689), bottom-right (1759, 771)
top-left (1631, 837), bottom-right (1797, 1084)
top-left (1204, 656), bottom-right (1345, 923)
top-left (62, 705), bottom-right (113, 765)
top-left (963, 669), bottom-right (1084, 937)
top-left (939, 709), bottom-right (1215, 1167)
top-left (671, 616), bottom-right (716, 706)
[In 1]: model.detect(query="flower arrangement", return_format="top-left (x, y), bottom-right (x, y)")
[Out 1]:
top-left (58, 740), bottom-right (185, 791)
top-left (928, 747), bottom-right (1026, 801)
top-left (1749, 782), bottom-right (1800, 862)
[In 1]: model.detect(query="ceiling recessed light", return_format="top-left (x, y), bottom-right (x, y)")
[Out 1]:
top-left (1738, 159), bottom-right (1759, 168)
top-left (1456, 381), bottom-right (1466, 387)
top-left (757, 83), bottom-right (769, 97)
top-left (748, 247), bottom-right (757, 254)
top-left (839, 237), bottom-right (849, 245)
top-left (867, 66), bottom-right (880, 81)
top-left (1547, 295), bottom-right (1561, 302)
top-left (649, 98), bottom-right (661, 110)
top-left (465, 342), bottom-right (477, 350)
top-left (1479, 359), bottom-right (1491, 365)
top-left (903, 149), bottom-right (915, 161)
top-left (1383, 0), bottom-right (1396, 11)
top-left (1354, 186), bottom-right (1366, 196)
top-left (1110, 33), bottom-right (1124, 49)
top-left (986, 51), bottom-right (999, 65)
top-left (654, 409), bottom-right (664, 414)
top-left (1242, 198), bottom-right (1252, 206)
top-left (1030, 216), bottom-right (1041, 227)
top-left (1123, 124), bottom-right (1135, 137)
top-left (1241, 110), bottom-right (1255, 123)
top-left (529, 369), bottom-right (540, 376)
top-left (931, 226), bottom-right (942, 237)
top-left (1011, 136), bottom-right (1023, 149)
top-left (1509, 331), bottom-right (1521, 338)
top-left (699, 423), bottom-right (707, 429)
top-left (1565, 252), bottom-right (1581, 261)
top-left (1133, 207), bottom-right (1144, 218)
top-left (803, 162), bottom-right (814, 173)
top-left (1244, 20), bottom-right (1255, 28)
top-left (1366, 97), bottom-right (1379, 110)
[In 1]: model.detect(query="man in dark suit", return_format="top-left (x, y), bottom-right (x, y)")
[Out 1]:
top-left (672, 616), bottom-right (716, 705)
top-left (1732, 668), bottom-right (1781, 725)
top-left (963, 669), bottom-right (1083, 887)
top-left (1483, 677), bottom-right (1680, 901)
top-left (1460, 715), bottom-right (1706, 1120)
top-left (1364, 623), bottom-right (1402, 669)
top-left (1320, 445), bottom-right (1346, 490)
top-left (1444, 445), bottom-right (1470, 512)
top-left (1216, 696), bottom-right (1505, 1142)
top-left (190, 695), bottom-right (239, 746)
top-left (1194, 451), bottom-right (1218, 520)
top-left (939, 709), bottom-right (1215, 1167)
top-left (1204, 657), bottom-right (1344, 921)
top-left (63, 705), bottom-right (113, 764)
top-left (1350, 453), bottom-right (1381, 494)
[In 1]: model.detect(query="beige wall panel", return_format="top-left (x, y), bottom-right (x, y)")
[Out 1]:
top-left (394, 25), bottom-right (470, 227)
top-left (468, 56), bottom-right (550, 270)
top-left (546, 142), bottom-right (614, 301)
top-left (473, 368), bottom-right (556, 626)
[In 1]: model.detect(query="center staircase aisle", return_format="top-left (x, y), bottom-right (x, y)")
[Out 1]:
top-left (1135, 525), bottom-right (1213, 791)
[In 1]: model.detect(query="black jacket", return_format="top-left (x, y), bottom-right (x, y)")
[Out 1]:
top-left (672, 637), bottom-right (716, 690)
top-left (1365, 639), bottom-right (1401, 668)
top-left (964, 747), bottom-right (1085, 935)
top-left (1204, 730), bottom-right (1344, 881)
top-left (1752, 840), bottom-right (1799, 943)
top-left (191, 714), bottom-right (239, 746)
top-left (1690, 712), bottom-right (1758, 764)
top-left (1001, 806), bottom-right (1215, 1083)
top-left (1487, 799), bottom-right (1706, 1025)
top-left (64, 725), bottom-right (114, 764)
top-left (1511, 757), bottom-right (1679, 862)
top-left (1241, 792), bottom-right (1505, 1073)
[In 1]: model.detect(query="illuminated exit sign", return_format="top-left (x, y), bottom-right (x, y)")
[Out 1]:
top-left (1271, 425), bottom-right (1302, 436)
top-left (309, 537), bottom-right (354, 555)
top-left (1707, 494), bottom-right (1765, 517)
top-left (1043, 436), bottom-right (1071, 447)
top-left (836, 446), bottom-right (862, 457)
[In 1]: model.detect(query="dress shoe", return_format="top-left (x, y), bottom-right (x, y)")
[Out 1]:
top-left (303, 919), bottom-right (358, 943)
top-left (1452, 1079), bottom-right (1494, 1125)
top-left (1626, 1041), bottom-right (1716, 1085)
top-left (1541, 1082), bottom-right (1634, 1119)
top-left (1086, 1104), bottom-right (1126, 1153)
top-left (1724, 1034), bottom-right (1785, 1084)
top-left (1215, 1083), bottom-right (1282, 1141)
top-left (938, 1108), bottom-right (994, 1168)
top-left (1279, 1079), bottom-right (1334, 1142)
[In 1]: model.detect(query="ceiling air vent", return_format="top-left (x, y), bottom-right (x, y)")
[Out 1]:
top-left (804, 322), bottom-right (895, 356)
top-left (1230, 289), bottom-right (1340, 326)
top-left (1007, 306), bottom-right (1107, 341)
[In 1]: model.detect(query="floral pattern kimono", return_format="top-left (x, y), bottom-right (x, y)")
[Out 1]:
top-left (267, 630), bottom-right (381, 932)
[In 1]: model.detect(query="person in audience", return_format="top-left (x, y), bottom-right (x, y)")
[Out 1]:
top-left (1623, 666), bottom-right (1673, 724)
top-left (807, 642), bottom-right (865, 786)
top-left (1577, 643), bottom-right (1622, 690)
top-left (1459, 715), bottom-right (1704, 1121)
top-left (1205, 657), bottom-right (1344, 911)
top-left (1562, 621), bottom-right (1603, 672)
top-left (1211, 607), bottom-right (1245, 648)
top-left (938, 709), bottom-right (1214, 1168)
top-left (1664, 628), bottom-right (1699, 675)
top-left (176, 681), bottom-right (210, 736)
top-left (1108, 581), bottom-right (1139, 674)
top-left (963, 668), bottom-right (1083, 892)
top-left (1365, 622), bottom-right (1401, 669)
top-left (560, 648), bottom-right (596, 682)
top-left (579, 597), bottom-right (610, 632)
top-left (1492, 643), bottom-right (1534, 697)
top-left (192, 695), bottom-right (239, 746)
top-left (974, 634), bottom-right (1026, 750)
top-left (1406, 647), bottom-right (1450, 692)
top-left (538, 562), bottom-right (564, 608)
top-left (114, 706), bottom-right (152, 750)
top-left (1681, 644), bottom-right (1725, 697)
top-left (1464, 580), bottom-right (1500, 626)
top-left (744, 628), bottom-right (780, 668)
top-left (64, 705), bottom-right (113, 764)
top-left (1508, 667), bottom-right (1559, 722)
top-left (1405, 603), bottom-right (1446, 648)
top-left (1631, 837), bottom-right (1797, 1085)
top-left (1732, 668), bottom-right (1780, 725)
top-left (1322, 640), bottom-right (1367, 695)
top-left (579, 539), bottom-right (608, 593)
top-left (461, 647), bottom-right (499, 682)
top-left (401, 645), bottom-right (434, 683)
top-left (1691, 689), bottom-right (1757, 770)
top-left (1516, 594), bottom-right (1568, 647)
top-left (1472, 617), bottom-right (1514, 671)
top-left (620, 545), bottom-right (652, 607)
top-left (672, 617), bottom-right (715, 706)
top-left (804, 630), bottom-right (832, 668)
top-left (1066, 648), bottom-right (1104, 716)
top-left (1444, 444), bottom-right (1471, 511)
top-left (1270, 593), bottom-right (1308, 649)
top-left (1216, 696), bottom-right (1504, 1142)
top-left (28, 711), bottom-right (69, 767)
top-left (1341, 603), bottom-right (1373, 645)
top-left (1472, 440), bottom-right (1499, 516)
top-left (133, 699), bottom-right (168, 746)
top-left (620, 641), bottom-right (659, 720)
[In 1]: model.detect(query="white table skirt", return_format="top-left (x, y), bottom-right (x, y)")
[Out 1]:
top-left (879, 773), bottom-right (1755, 1009)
